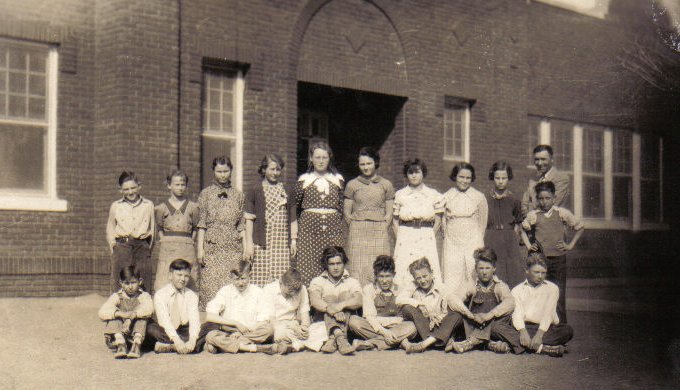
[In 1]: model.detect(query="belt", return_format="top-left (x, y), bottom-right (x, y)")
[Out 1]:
top-left (399, 219), bottom-right (434, 228)
top-left (302, 208), bottom-right (338, 214)
top-left (164, 231), bottom-right (193, 238)
top-left (115, 236), bottom-right (151, 244)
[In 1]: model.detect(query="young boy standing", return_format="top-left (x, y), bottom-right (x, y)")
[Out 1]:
top-left (147, 259), bottom-right (202, 354)
top-left (446, 248), bottom-right (516, 354)
top-left (106, 171), bottom-right (155, 293)
top-left (348, 255), bottom-right (417, 351)
top-left (509, 253), bottom-right (574, 357)
top-left (520, 181), bottom-right (584, 323)
top-left (262, 268), bottom-right (311, 354)
top-left (202, 260), bottom-right (278, 354)
top-left (98, 265), bottom-right (153, 359)
top-left (308, 246), bottom-right (362, 355)
top-left (396, 257), bottom-right (462, 354)
top-left (154, 170), bottom-right (200, 293)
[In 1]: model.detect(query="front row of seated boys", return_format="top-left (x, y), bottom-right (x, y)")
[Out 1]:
top-left (99, 246), bottom-right (573, 358)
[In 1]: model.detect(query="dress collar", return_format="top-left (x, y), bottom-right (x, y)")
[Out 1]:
top-left (490, 189), bottom-right (512, 200)
top-left (213, 180), bottom-right (231, 189)
top-left (357, 175), bottom-right (382, 185)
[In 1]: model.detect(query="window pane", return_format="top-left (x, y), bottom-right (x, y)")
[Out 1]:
top-left (550, 120), bottom-right (572, 172)
top-left (8, 95), bottom-right (26, 117)
top-left (0, 93), bottom-right (5, 116)
top-left (222, 112), bottom-right (233, 133)
top-left (29, 52), bottom-right (46, 72)
top-left (28, 97), bottom-right (45, 119)
top-left (582, 176), bottom-right (604, 218)
top-left (641, 136), bottom-right (659, 179)
top-left (0, 75), bottom-right (5, 92)
top-left (222, 91), bottom-right (233, 113)
top-left (613, 130), bottom-right (632, 174)
top-left (9, 50), bottom-right (26, 70)
top-left (0, 48), bottom-right (6, 68)
top-left (641, 179), bottom-right (661, 223)
top-left (9, 72), bottom-right (26, 94)
top-left (201, 137), bottom-right (235, 189)
top-left (208, 111), bottom-right (221, 131)
top-left (29, 74), bottom-right (45, 96)
top-left (0, 123), bottom-right (46, 190)
top-left (613, 176), bottom-right (631, 219)
top-left (583, 128), bottom-right (603, 173)
top-left (208, 90), bottom-right (220, 111)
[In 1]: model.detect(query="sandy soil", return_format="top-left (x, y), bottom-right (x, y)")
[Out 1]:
top-left (0, 294), bottom-right (675, 389)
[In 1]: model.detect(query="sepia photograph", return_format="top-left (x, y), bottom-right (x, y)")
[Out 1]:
top-left (0, 0), bottom-right (679, 388)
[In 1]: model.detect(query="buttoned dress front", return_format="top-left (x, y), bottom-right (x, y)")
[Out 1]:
top-left (442, 186), bottom-right (488, 291)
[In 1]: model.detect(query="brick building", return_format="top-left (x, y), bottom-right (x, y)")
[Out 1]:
top-left (0, 0), bottom-right (677, 296)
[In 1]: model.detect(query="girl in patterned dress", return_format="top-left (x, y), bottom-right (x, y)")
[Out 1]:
top-left (294, 141), bottom-right (345, 286)
top-left (392, 159), bottom-right (444, 288)
top-left (442, 162), bottom-right (489, 291)
top-left (343, 147), bottom-right (395, 286)
top-left (196, 156), bottom-right (246, 309)
top-left (244, 154), bottom-right (296, 287)
top-left (484, 161), bottom-right (524, 288)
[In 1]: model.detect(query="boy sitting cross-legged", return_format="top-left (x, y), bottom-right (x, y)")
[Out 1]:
top-left (396, 257), bottom-right (463, 354)
top-left (202, 260), bottom-right (280, 354)
top-left (446, 247), bottom-right (516, 354)
top-left (348, 255), bottom-right (417, 351)
top-left (262, 268), bottom-right (311, 354)
top-left (146, 259), bottom-right (202, 354)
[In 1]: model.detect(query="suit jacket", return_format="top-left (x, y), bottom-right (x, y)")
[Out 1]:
top-left (521, 167), bottom-right (570, 215)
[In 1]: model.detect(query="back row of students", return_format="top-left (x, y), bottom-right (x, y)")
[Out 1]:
top-left (100, 246), bottom-right (573, 358)
top-left (106, 142), bottom-right (583, 324)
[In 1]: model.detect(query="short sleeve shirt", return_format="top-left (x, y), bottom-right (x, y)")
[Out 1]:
top-left (344, 175), bottom-right (395, 221)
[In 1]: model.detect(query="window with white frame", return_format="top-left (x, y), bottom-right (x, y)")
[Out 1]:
top-left (443, 98), bottom-right (470, 162)
top-left (0, 38), bottom-right (65, 211)
top-left (529, 115), bottom-right (664, 230)
top-left (201, 67), bottom-right (243, 190)
top-left (582, 125), bottom-right (605, 218)
top-left (640, 135), bottom-right (662, 224)
top-left (612, 130), bottom-right (632, 220)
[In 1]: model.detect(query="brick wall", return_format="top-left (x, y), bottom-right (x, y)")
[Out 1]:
top-left (0, 0), bottom-right (676, 296)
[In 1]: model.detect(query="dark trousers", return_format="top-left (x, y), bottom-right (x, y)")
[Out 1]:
top-left (546, 255), bottom-right (567, 323)
top-left (145, 322), bottom-right (206, 353)
top-left (111, 238), bottom-right (151, 293)
top-left (491, 321), bottom-right (574, 354)
top-left (401, 305), bottom-right (463, 345)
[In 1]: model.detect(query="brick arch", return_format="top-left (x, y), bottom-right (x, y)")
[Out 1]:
top-left (289, 0), bottom-right (412, 96)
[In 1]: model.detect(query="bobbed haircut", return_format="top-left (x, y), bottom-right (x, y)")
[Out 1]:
top-left (358, 146), bottom-right (380, 169)
top-left (281, 268), bottom-right (303, 292)
top-left (118, 171), bottom-right (140, 187)
top-left (526, 252), bottom-right (548, 270)
top-left (307, 140), bottom-right (338, 174)
top-left (230, 260), bottom-right (253, 278)
top-left (533, 144), bottom-right (554, 156)
top-left (118, 265), bottom-right (142, 282)
top-left (166, 169), bottom-right (189, 185)
top-left (408, 257), bottom-right (432, 276)
top-left (473, 247), bottom-right (497, 266)
top-left (258, 153), bottom-right (285, 177)
top-left (212, 156), bottom-right (233, 171)
top-left (169, 259), bottom-right (191, 272)
top-left (373, 255), bottom-right (395, 276)
top-left (488, 161), bottom-right (514, 181)
top-left (319, 246), bottom-right (349, 270)
top-left (534, 181), bottom-right (556, 195)
top-left (449, 162), bottom-right (476, 182)
top-left (402, 159), bottom-right (427, 178)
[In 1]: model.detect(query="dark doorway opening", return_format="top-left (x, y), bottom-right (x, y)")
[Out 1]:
top-left (297, 82), bottom-right (407, 178)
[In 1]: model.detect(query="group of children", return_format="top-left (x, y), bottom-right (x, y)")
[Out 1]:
top-left (100, 246), bottom-right (573, 358)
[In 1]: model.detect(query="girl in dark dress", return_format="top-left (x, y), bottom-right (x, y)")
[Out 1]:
top-left (484, 161), bottom-right (524, 288)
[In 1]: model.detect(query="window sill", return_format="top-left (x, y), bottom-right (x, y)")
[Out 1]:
top-left (0, 195), bottom-right (68, 212)
top-left (582, 219), bottom-right (631, 230)
top-left (443, 156), bottom-right (465, 162)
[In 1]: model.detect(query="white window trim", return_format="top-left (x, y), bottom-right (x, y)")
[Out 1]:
top-left (442, 105), bottom-right (470, 163)
top-left (0, 45), bottom-right (67, 212)
top-left (201, 70), bottom-right (244, 190)
top-left (535, 119), bottom-right (666, 231)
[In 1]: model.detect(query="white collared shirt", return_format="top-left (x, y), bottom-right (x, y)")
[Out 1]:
top-left (263, 281), bottom-right (310, 322)
top-left (153, 283), bottom-right (200, 341)
top-left (206, 284), bottom-right (269, 329)
top-left (511, 280), bottom-right (560, 332)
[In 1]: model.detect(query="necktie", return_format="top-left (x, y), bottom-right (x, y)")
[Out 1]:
top-left (170, 292), bottom-right (182, 329)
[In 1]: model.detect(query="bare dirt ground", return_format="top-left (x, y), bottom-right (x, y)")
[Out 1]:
top-left (0, 294), bottom-right (676, 389)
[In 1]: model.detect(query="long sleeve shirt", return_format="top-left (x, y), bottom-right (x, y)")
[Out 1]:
top-left (153, 284), bottom-right (201, 341)
top-left (396, 281), bottom-right (451, 319)
top-left (448, 276), bottom-right (515, 318)
top-left (263, 281), bottom-right (310, 323)
top-left (362, 283), bottom-right (403, 331)
top-left (521, 167), bottom-right (570, 214)
top-left (511, 280), bottom-right (560, 332)
top-left (98, 289), bottom-right (154, 320)
top-left (206, 284), bottom-right (270, 329)
top-left (106, 197), bottom-right (155, 247)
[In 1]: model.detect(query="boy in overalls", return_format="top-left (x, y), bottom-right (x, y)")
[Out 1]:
top-left (446, 247), bottom-right (516, 353)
